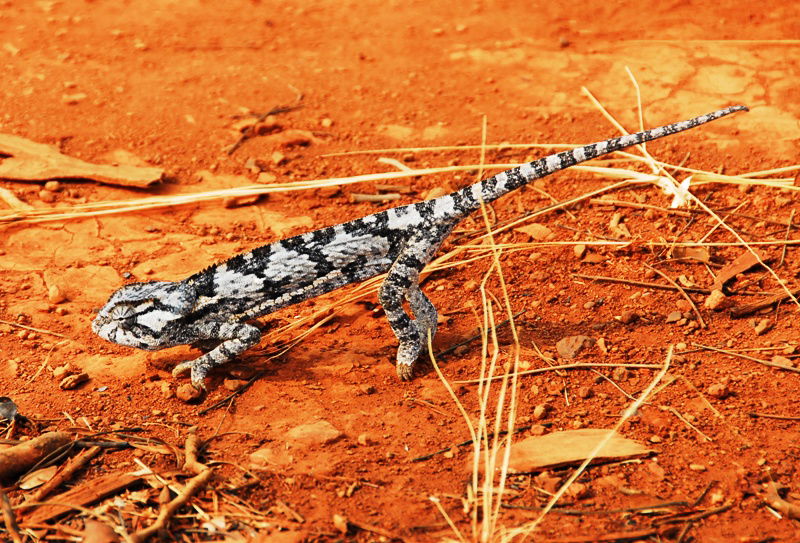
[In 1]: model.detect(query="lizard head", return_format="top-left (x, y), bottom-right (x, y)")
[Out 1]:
top-left (92, 281), bottom-right (196, 350)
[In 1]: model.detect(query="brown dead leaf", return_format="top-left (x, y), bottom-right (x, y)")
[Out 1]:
top-left (671, 246), bottom-right (711, 264)
top-left (0, 133), bottom-right (163, 188)
top-left (515, 222), bottom-right (553, 241)
top-left (18, 465), bottom-right (58, 490)
top-left (476, 429), bottom-right (652, 474)
top-left (713, 249), bottom-right (767, 291)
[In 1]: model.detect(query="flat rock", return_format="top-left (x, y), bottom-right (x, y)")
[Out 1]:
top-left (556, 335), bottom-right (595, 359)
top-left (286, 420), bottom-right (344, 447)
top-left (250, 446), bottom-right (294, 469)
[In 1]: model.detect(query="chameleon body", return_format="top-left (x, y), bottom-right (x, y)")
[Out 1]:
top-left (93, 105), bottom-right (747, 388)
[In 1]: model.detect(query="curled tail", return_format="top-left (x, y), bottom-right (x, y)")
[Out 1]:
top-left (458, 105), bottom-right (748, 211)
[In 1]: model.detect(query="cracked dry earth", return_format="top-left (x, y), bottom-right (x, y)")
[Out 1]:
top-left (1, 1), bottom-right (800, 542)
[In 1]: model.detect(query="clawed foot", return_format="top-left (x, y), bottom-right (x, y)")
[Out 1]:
top-left (396, 362), bottom-right (415, 381)
top-left (172, 360), bottom-right (210, 390)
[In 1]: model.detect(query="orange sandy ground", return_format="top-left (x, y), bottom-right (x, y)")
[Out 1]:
top-left (1, 1), bottom-right (799, 541)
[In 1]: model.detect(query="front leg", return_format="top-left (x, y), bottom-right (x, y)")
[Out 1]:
top-left (172, 322), bottom-right (261, 389)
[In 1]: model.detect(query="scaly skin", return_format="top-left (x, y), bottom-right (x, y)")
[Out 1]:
top-left (92, 105), bottom-right (748, 388)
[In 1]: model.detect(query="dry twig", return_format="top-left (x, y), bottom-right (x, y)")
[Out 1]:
top-left (128, 468), bottom-right (213, 543)
top-left (765, 481), bottom-right (800, 520)
top-left (693, 343), bottom-right (800, 375)
top-left (0, 490), bottom-right (23, 543)
top-left (183, 428), bottom-right (207, 475)
top-left (25, 445), bottom-right (101, 505)
top-left (644, 264), bottom-right (706, 328)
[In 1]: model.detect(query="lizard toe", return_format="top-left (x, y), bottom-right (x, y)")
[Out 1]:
top-left (396, 362), bottom-right (415, 381)
top-left (172, 361), bottom-right (193, 377)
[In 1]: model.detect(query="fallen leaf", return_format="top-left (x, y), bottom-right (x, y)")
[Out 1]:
top-left (19, 464), bottom-right (58, 490)
top-left (476, 429), bottom-right (652, 473)
top-left (515, 223), bottom-right (553, 241)
top-left (0, 133), bottom-right (163, 188)
top-left (671, 246), bottom-right (711, 264)
top-left (712, 249), bottom-right (767, 291)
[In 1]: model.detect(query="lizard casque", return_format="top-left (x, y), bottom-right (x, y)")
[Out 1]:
top-left (93, 105), bottom-right (747, 388)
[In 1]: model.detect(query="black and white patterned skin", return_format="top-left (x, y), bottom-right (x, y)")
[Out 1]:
top-left (93, 105), bottom-right (747, 388)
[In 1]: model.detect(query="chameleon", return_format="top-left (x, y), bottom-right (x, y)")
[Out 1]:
top-left (92, 105), bottom-right (747, 389)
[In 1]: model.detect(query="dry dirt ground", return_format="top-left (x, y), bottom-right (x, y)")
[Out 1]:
top-left (1, 1), bottom-right (799, 542)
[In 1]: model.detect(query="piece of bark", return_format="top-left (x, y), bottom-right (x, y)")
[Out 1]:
top-left (22, 472), bottom-right (141, 524)
top-left (0, 431), bottom-right (72, 482)
top-left (712, 249), bottom-right (766, 291)
top-left (0, 133), bottom-right (163, 188)
top-left (729, 287), bottom-right (800, 318)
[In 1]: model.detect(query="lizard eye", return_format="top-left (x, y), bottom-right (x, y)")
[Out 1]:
top-left (109, 304), bottom-right (135, 320)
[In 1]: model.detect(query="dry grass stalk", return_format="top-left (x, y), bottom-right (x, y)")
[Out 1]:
top-left (692, 343), bottom-right (800, 375)
top-left (583, 85), bottom-right (800, 311)
top-left (0, 490), bottom-right (24, 543)
top-left (644, 264), bottom-right (706, 328)
top-left (429, 194), bottom-right (523, 543)
top-left (454, 362), bottom-right (661, 385)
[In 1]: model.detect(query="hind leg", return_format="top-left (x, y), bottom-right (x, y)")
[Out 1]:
top-left (378, 228), bottom-right (450, 380)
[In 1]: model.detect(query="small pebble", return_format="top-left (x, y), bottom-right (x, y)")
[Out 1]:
top-left (707, 382), bottom-right (729, 399)
top-left (332, 513), bottom-right (349, 534)
top-left (463, 280), bottom-right (479, 291)
top-left (223, 378), bottom-right (248, 391)
top-left (649, 435), bottom-right (663, 443)
top-left (52, 365), bottom-right (72, 379)
top-left (612, 367), bottom-right (629, 382)
top-left (529, 424), bottom-right (547, 436)
top-left (39, 189), bottom-right (56, 203)
top-left (359, 384), bottom-right (376, 395)
top-left (688, 463), bottom-right (707, 472)
top-left (577, 386), bottom-right (593, 399)
top-left (620, 310), bottom-right (639, 324)
top-left (271, 151), bottom-right (287, 165)
top-left (704, 289), bottom-right (726, 310)
top-left (47, 284), bottom-right (67, 304)
top-left (754, 318), bottom-right (772, 336)
top-left (573, 244), bottom-right (586, 259)
top-left (44, 180), bottom-right (62, 192)
top-left (176, 383), bottom-right (203, 403)
top-left (533, 403), bottom-right (550, 420)
top-left (256, 171), bottom-right (276, 184)
top-left (709, 491), bottom-right (725, 505)
top-left (556, 335), bottom-right (595, 359)
top-left (61, 92), bottom-right (87, 105)
top-left (320, 117), bottom-right (333, 128)
top-left (59, 372), bottom-right (88, 390)
top-left (160, 382), bottom-right (174, 399)
top-left (666, 311), bottom-right (682, 323)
